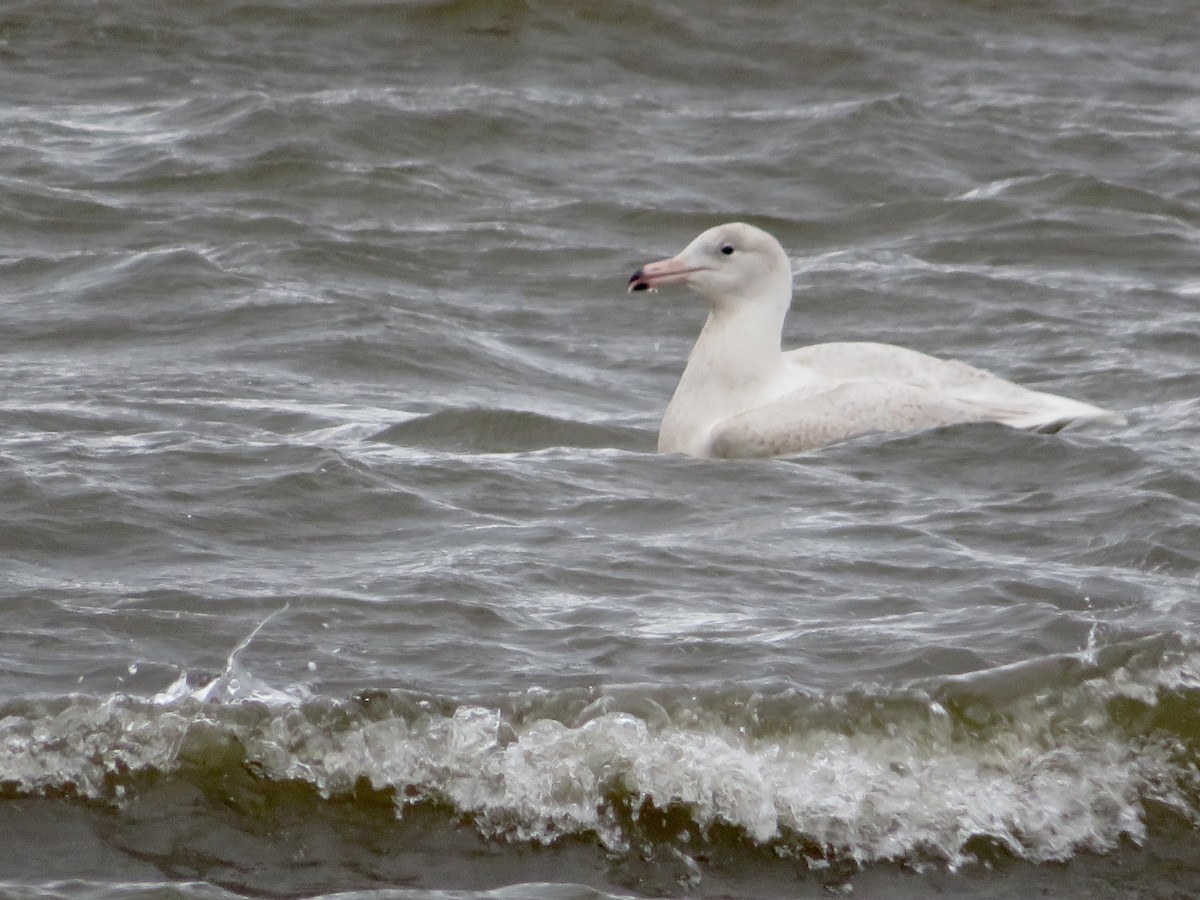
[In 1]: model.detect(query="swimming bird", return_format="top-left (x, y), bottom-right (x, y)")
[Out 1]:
top-left (628, 222), bottom-right (1123, 458)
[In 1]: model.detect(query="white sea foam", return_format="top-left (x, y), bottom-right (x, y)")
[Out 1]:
top-left (3, 648), bottom-right (1194, 870)
top-left (289, 698), bottom-right (1161, 866)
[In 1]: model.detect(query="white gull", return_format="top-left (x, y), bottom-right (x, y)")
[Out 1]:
top-left (628, 222), bottom-right (1123, 458)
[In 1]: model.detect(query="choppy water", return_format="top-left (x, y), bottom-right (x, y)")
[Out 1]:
top-left (3, 1), bottom-right (1200, 897)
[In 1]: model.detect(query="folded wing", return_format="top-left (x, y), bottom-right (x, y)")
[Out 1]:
top-left (707, 350), bottom-right (1124, 458)
top-left (707, 381), bottom-right (1016, 458)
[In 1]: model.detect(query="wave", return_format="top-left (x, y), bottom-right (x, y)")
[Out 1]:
top-left (371, 408), bottom-right (653, 453)
top-left (3, 634), bottom-right (1198, 879)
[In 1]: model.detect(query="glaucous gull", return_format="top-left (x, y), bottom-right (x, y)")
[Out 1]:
top-left (628, 222), bottom-right (1123, 458)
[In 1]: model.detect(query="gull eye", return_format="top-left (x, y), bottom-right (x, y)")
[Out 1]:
top-left (720, 244), bottom-right (735, 255)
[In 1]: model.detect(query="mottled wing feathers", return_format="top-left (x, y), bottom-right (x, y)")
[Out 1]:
top-left (706, 381), bottom-right (1025, 458)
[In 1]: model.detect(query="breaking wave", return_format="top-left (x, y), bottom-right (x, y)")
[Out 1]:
top-left (3, 635), bottom-right (1199, 875)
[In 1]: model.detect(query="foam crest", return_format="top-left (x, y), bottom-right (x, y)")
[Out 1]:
top-left (297, 701), bottom-right (1157, 865)
top-left (2, 645), bottom-right (1198, 870)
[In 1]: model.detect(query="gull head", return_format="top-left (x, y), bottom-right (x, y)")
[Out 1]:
top-left (627, 222), bottom-right (793, 310)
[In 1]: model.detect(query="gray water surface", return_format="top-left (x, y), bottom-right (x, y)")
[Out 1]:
top-left (2, 1), bottom-right (1200, 897)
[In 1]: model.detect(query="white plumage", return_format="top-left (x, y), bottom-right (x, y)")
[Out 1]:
top-left (628, 222), bottom-right (1123, 458)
